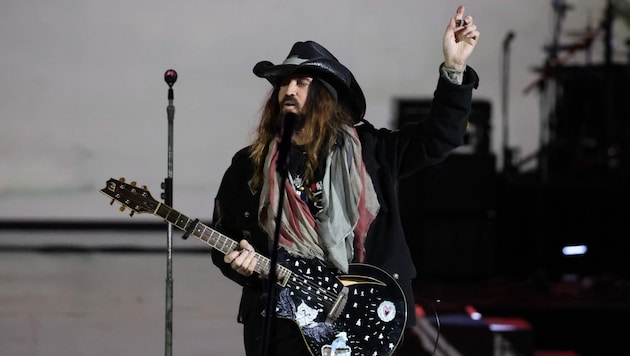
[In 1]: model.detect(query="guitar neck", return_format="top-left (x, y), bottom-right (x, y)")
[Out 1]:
top-left (153, 203), bottom-right (289, 282)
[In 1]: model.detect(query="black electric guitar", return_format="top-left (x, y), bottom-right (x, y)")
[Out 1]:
top-left (100, 177), bottom-right (407, 356)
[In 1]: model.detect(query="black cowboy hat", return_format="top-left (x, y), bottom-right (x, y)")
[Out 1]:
top-left (253, 40), bottom-right (366, 121)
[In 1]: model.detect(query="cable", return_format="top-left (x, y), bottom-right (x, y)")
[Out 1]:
top-left (416, 296), bottom-right (442, 356)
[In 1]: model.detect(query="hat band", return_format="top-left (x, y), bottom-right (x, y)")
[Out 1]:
top-left (282, 55), bottom-right (307, 65)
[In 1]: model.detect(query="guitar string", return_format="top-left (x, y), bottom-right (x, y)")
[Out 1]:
top-left (195, 224), bottom-right (343, 301)
top-left (152, 201), bottom-right (342, 301)
top-left (134, 197), bottom-right (341, 302)
top-left (163, 208), bottom-right (395, 309)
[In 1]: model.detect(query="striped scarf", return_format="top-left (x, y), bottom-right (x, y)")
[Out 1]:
top-left (258, 124), bottom-right (380, 273)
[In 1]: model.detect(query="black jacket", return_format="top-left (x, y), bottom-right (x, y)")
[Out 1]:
top-left (211, 65), bottom-right (479, 329)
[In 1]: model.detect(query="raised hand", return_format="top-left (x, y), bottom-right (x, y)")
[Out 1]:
top-left (443, 5), bottom-right (480, 70)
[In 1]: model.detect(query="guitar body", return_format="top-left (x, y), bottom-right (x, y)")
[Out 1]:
top-left (100, 177), bottom-right (407, 356)
top-left (275, 250), bottom-right (407, 356)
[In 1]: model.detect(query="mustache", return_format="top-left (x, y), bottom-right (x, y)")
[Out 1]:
top-left (281, 96), bottom-right (298, 106)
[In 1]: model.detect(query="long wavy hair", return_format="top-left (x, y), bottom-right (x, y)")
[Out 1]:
top-left (248, 79), bottom-right (354, 201)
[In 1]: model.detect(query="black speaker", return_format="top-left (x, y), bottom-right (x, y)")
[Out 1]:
top-left (398, 154), bottom-right (498, 278)
top-left (551, 64), bottom-right (630, 181)
top-left (395, 98), bottom-right (497, 279)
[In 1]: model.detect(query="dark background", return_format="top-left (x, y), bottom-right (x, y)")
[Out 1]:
top-left (396, 82), bottom-right (630, 355)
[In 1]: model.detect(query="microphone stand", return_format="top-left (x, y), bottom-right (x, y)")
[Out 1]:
top-left (259, 114), bottom-right (298, 356)
top-left (501, 31), bottom-right (515, 176)
top-left (603, 0), bottom-right (616, 172)
top-left (162, 69), bottom-right (177, 356)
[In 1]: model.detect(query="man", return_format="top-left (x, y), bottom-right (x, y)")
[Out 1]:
top-left (211, 5), bottom-right (479, 356)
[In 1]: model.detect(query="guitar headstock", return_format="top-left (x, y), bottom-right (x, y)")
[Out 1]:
top-left (100, 177), bottom-right (159, 217)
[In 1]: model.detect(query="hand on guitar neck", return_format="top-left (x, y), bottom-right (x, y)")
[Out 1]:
top-left (225, 240), bottom-right (258, 277)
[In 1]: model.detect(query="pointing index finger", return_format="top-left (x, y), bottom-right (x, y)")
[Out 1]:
top-left (455, 5), bottom-right (465, 27)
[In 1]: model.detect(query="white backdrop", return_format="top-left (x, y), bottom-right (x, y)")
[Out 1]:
top-left (1, 0), bottom-right (627, 220)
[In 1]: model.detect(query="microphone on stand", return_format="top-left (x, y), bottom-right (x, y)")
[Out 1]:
top-left (260, 111), bottom-right (301, 356)
top-left (276, 112), bottom-right (300, 175)
top-left (165, 69), bottom-right (178, 86)
top-left (552, 0), bottom-right (573, 13)
top-left (503, 31), bottom-right (515, 50)
top-left (164, 69), bottom-right (178, 101)
top-left (502, 32), bottom-right (515, 174)
top-left (162, 68), bottom-right (178, 356)
top-left (162, 69), bottom-right (177, 214)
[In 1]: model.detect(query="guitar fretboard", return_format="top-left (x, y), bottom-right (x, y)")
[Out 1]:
top-left (153, 203), bottom-right (291, 285)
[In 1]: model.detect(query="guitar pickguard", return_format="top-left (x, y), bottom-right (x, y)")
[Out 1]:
top-left (273, 251), bottom-right (407, 356)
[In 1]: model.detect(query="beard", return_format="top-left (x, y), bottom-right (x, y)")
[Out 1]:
top-left (281, 96), bottom-right (301, 114)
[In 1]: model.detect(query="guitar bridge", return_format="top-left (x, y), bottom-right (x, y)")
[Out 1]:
top-left (326, 286), bottom-right (349, 323)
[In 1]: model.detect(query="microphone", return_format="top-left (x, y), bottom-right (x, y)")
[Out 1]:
top-left (552, 0), bottom-right (573, 12)
top-left (164, 69), bottom-right (178, 87)
top-left (503, 31), bottom-right (515, 50)
top-left (277, 112), bottom-right (301, 174)
top-left (164, 69), bottom-right (177, 101)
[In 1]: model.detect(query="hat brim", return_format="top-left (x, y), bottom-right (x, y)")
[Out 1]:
top-left (253, 59), bottom-right (366, 121)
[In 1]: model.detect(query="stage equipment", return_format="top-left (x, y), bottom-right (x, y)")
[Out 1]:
top-left (162, 69), bottom-right (177, 356)
top-left (548, 64), bottom-right (630, 181)
top-left (521, 0), bottom-right (630, 182)
top-left (502, 30), bottom-right (517, 174)
top-left (395, 99), bottom-right (497, 279)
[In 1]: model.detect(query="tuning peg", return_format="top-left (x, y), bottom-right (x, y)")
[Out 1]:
top-left (119, 177), bottom-right (126, 182)
top-left (119, 205), bottom-right (125, 212)
top-left (142, 185), bottom-right (147, 190)
top-left (131, 181), bottom-right (137, 186)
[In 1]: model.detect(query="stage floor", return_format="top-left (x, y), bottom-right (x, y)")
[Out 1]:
top-left (2, 230), bottom-right (628, 355)
top-left (0, 230), bottom-right (243, 356)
